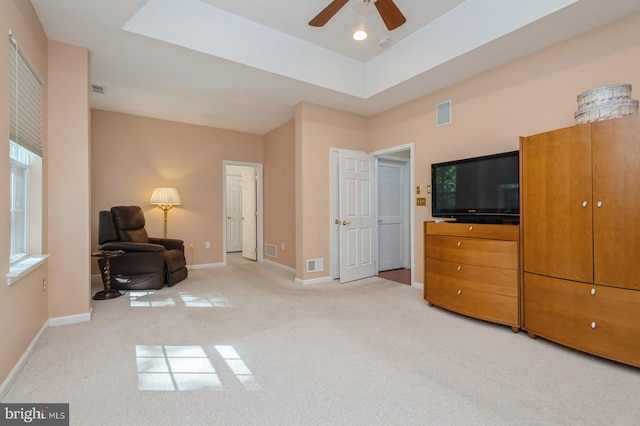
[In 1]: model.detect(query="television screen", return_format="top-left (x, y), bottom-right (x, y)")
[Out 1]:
top-left (431, 150), bottom-right (519, 222)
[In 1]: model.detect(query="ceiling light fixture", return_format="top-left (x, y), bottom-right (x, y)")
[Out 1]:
top-left (378, 37), bottom-right (392, 47)
top-left (353, 30), bottom-right (368, 41)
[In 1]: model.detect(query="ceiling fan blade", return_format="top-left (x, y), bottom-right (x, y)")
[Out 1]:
top-left (309, 0), bottom-right (350, 27)
top-left (374, 0), bottom-right (407, 31)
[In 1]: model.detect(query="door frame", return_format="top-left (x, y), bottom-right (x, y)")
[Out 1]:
top-left (222, 161), bottom-right (264, 265)
top-left (330, 143), bottom-right (415, 286)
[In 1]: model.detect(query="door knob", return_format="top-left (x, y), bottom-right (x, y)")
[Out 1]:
top-left (335, 219), bottom-right (341, 225)
top-left (227, 216), bottom-right (232, 220)
top-left (342, 221), bottom-right (351, 226)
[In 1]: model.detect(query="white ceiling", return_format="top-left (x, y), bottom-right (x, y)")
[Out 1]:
top-left (31, 0), bottom-right (640, 135)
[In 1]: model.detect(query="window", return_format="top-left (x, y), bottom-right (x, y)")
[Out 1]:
top-left (10, 142), bottom-right (29, 261)
top-left (7, 32), bottom-right (45, 284)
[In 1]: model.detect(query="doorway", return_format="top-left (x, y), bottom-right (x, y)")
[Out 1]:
top-left (377, 154), bottom-right (411, 284)
top-left (223, 162), bottom-right (264, 264)
top-left (330, 144), bottom-right (414, 286)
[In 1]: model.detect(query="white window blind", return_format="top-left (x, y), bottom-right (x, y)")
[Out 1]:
top-left (9, 33), bottom-right (43, 157)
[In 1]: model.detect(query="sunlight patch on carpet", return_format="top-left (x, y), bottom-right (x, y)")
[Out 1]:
top-left (136, 345), bottom-right (262, 392)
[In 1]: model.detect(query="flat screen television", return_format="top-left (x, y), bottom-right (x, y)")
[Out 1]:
top-left (431, 150), bottom-right (519, 224)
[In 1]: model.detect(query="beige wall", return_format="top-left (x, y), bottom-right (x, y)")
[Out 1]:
top-left (295, 102), bottom-right (368, 280)
top-left (0, 0), bottom-right (49, 390)
top-left (264, 120), bottom-right (296, 269)
top-left (367, 12), bottom-right (640, 284)
top-left (91, 110), bottom-right (264, 269)
top-left (47, 40), bottom-right (91, 318)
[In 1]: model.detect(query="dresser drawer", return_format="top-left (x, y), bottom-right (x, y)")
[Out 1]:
top-left (524, 273), bottom-right (640, 366)
top-left (426, 273), bottom-right (518, 326)
top-left (426, 257), bottom-right (517, 297)
top-left (426, 222), bottom-right (519, 241)
top-left (426, 235), bottom-right (517, 269)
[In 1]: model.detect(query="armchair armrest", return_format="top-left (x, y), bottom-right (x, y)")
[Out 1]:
top-left (100, 241), bottom-right (165, 253)
top-left (149, 238), bottom-right (184, 251)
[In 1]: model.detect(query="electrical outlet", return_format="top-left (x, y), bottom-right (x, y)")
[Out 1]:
top-left (189, 243), bottom-right (194, 250)
top-left (205, 241), bottom-right (211, 249)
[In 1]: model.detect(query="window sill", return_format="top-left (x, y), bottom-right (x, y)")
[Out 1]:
top-left (7, 255), bottom-right (49, 286)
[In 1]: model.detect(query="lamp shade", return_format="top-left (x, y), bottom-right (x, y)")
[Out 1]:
top-left (150, 187), bottom-right (181, 206)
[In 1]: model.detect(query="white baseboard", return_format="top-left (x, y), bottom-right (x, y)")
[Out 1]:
top-left (190, 261), bottom-right (295, 273)
top-left (189, 262), bottom-right (225, 270)
top-left (263, 259), bottom-right (296, 274)
top-left (0, 309), bottom-right (92, 398)
top-left (0, 322), bottom-right (48, 399)
top-left (294, 275), bottom-right (333, 286)
top-left (48, 308), bottom-right (93, 327)
top-left (412, 282), bottom-right (424, 290)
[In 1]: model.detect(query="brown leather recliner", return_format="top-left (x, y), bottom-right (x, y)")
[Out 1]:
top-left (97, 206), bottom-right (188, 290)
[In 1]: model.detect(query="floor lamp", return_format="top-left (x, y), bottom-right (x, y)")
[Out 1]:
top-left (150, 187), bottom-right (181, 238)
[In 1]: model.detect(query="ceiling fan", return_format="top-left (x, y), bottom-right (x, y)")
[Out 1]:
top-left (309, 0), bottom-right (407, 31)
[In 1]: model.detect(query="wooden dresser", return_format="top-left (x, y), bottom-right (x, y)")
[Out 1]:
top-left (521, 113), bottom-right (640, 367)
top-left (424, 222), bottom-right (520, 332)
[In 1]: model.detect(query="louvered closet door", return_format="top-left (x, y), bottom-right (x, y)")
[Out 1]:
top-left (592, 114), bottom-right (640, 289)
top-left (521, 124), bottom-right (593, 282)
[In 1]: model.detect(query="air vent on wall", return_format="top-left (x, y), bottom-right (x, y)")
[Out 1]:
top-left (264, 244), bottom-right (277, 258)
top-left (436, 100), bottom-right (452, 126)
top-left (306, 258), bottom-right (324, 273)
top-left (91, 84), bottom-right (106, 94)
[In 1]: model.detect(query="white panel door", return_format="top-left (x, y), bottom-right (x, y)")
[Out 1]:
top-left (378, 161), bottom-right (405, 271)
top-left (339, 150), bottom-right (376, 283)
top-left (242, 168), bottom-right (257, 260)
top-left (226, 175), bottom-right (243, 252)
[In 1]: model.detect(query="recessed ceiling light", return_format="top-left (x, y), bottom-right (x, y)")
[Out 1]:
top-left (353, 30), bottom-right (368, 41)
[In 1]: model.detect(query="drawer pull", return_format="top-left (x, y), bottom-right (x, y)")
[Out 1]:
top-left (457, 290), bottom-right (462, 295)
top-left (590, 288), bottom-right (596, 295)
top-left (457, 265), bottom-right (462, 271)
top-left (457, 241), bottom-right (462, 247)
top-left (582, 201), bottom-right (588, 208)
top-left (469, 226), bottom-right (473, 231)
top-left (591, 321), bottom-right (597, 329)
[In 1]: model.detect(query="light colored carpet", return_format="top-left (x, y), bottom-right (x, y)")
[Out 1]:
top-left (3, 259), bottom-right (640, 425)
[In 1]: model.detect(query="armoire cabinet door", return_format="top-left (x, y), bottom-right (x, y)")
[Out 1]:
top-left (521, 125), bottom-right (593, 282)
top-left (592, 114), bottom-right (640, 290)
